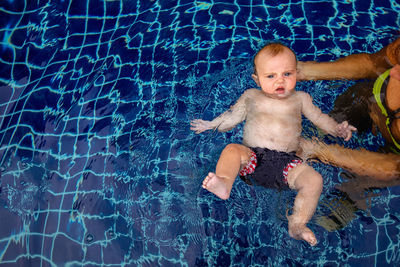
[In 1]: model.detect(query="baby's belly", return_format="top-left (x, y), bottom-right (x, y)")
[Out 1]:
top-left (243, 117), bottom-right (302, 152)
top-left (242, 133), bottom-right (300, 152)
top-left (243, 126), bottom-right (301, 152)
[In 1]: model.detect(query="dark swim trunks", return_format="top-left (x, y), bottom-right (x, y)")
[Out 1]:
top-left (239, 147), bottom-right (303, 190)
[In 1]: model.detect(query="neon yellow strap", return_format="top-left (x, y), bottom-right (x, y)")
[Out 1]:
top-left (373, 69), bottom-right (400, 151)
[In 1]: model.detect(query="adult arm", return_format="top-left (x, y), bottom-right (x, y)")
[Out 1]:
top-left (297, 38), bottom-right (399, 81)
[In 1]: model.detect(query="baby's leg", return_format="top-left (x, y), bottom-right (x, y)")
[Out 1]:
top-left (202, 144), bottom-right (252, 200)
top-left (286, 164), bottom-right (323, 246)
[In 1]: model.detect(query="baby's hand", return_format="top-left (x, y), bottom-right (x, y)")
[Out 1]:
top-left (190, 119), bottom-right (214, 134)
top-left (337, 121), bottom-right (357, 141)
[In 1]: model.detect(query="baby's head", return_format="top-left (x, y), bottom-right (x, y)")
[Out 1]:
top-left (252, 43), bottom-right (298, 99)
top-left (253, 43), bottom-right (297, 75)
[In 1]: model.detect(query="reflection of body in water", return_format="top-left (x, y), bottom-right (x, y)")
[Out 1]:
top-left (315, 189), bottom-right (358, 232)
top-left (298, 37), bottom-right (400, 179)
top-left (315, 170), bottom-right (400, 232)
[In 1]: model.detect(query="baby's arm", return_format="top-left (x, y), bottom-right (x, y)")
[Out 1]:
top-left (300, 92), bottom-right (357, 141)
top-left (190, 90), bottom-right (249, 134)
top-left (190, 119), bottom-right (215, 134)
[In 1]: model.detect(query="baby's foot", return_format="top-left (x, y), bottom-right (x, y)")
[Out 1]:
top-left (202, 172), bottom-right (231, 200)
top-left (288, 223), bottom-right (317, 246)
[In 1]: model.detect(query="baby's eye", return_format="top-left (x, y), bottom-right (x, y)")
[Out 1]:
top-left (267, 74), bottom-right (275, 78)
top-left (284, 72), bottom-right (292, 77)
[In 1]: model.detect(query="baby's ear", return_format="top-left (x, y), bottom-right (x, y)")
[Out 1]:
top-left (251, 74), bottom-right (260, 86)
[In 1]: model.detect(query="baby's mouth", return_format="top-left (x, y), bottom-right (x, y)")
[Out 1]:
top-left (275, 87), bottom-right (285, 93)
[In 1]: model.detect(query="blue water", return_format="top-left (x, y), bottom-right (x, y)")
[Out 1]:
top-left (0, 0), bottom-right (400, 266)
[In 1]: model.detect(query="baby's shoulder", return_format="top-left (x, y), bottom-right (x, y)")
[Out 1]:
top-left (242, 88), bottom-right (263, 98)
top-left (294, 91), bottom-right (313, 102)
top-left (294, 90), bottom-right (310, 97)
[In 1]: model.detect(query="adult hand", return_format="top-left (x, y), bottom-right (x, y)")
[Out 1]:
top-left (337, 121), bottom-right (357, 141)
top-left (190, 119), bottom-right (213, 134)
top-left (296, 61), bottom-right (307, 80)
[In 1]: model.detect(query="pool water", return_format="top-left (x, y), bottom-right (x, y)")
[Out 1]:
top-left (0, 0), bottom-right (399, 266)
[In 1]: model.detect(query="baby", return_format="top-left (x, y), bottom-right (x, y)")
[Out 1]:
top-left (190, 43), bottom-right (356, 246)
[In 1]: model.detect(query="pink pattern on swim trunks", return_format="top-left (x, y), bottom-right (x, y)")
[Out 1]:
top-left (282, 159), bottom-right (303, 182)
top-left (239, 151), bottom-right (257, 176)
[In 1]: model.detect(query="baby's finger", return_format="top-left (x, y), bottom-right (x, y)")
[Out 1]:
top-left (191, 128), bottom-right (201, 134)
top-left (341, 123), bottom-right (349, 131)
top-left (190, 122), bottom-right (203, 128)
top-left (345, 128), bottom-right (355, 141)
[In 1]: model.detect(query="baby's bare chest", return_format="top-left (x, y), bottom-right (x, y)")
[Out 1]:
top-left (247, 97), bottom-right (302, 118)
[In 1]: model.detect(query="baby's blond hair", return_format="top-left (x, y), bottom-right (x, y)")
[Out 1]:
top-left (253, 43), bottom-right (297, 75)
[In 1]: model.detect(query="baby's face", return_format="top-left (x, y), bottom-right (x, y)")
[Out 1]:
top-left (252, 49), bottom-right (297, 99)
